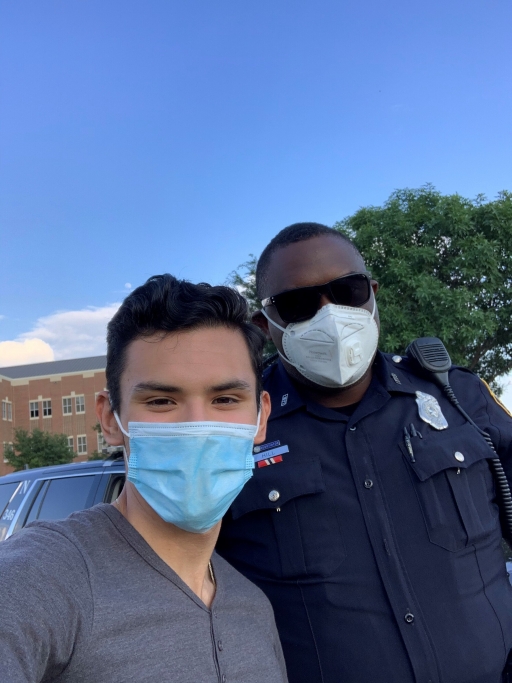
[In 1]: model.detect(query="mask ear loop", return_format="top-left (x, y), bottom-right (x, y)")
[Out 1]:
top-left (255, 406), bottom-right (262, 433)
top-left (260, 308), bottom-right (303, 370)
top-left (260, 307), bottom-right (287, 334)
top-left (113, 411), bottom-right (130, 438)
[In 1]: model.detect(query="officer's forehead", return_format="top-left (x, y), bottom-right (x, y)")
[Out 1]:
top-left (263, 235), bottom-right (366, 297)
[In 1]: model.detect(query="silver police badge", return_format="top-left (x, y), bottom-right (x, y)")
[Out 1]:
top-left (415, 391), bottom-right (448, 430)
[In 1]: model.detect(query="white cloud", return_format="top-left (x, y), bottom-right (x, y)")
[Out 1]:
top-left (0, 304), bottom-right (121, 367)
top-left (19, 304), bottom-right (121, 360)
top-left (124, 283), bottom-right (132, 290)
top-left (0, 315), bottom-right (5, 320)
top-left (0, 339), bottom-right (54, 367)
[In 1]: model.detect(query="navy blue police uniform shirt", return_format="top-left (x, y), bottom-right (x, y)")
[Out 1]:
top-left (217, 352), bottom-right (512, 683)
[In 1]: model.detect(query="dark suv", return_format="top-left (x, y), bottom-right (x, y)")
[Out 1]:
top-left (0, 456), bottom-right (126, 542)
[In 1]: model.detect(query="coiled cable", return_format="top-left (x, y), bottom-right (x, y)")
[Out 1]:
top-left (443, 384), bottom-right (512, 545)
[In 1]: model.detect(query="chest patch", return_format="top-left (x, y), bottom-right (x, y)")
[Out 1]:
top-left (253, 444), bottom-right (289, 466)
top-left (253, 440), bottom-right (280, 454)
top-left (257, 454), bottom-right (285, 468)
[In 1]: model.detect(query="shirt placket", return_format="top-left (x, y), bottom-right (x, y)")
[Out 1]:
top-left (210, 607), bottom-right (227, 683)
top-left (345, 388), bottom-right (441, 683)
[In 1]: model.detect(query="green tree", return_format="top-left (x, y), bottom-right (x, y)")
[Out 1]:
top-left (4, 428), bottom-right (75, 471)
top-left (334, 185), bottom-right (512, 391)
top-left (227, 254), bottom-right (259, 313)
top-left (229, 186), bottom-right (512, 390)
top-left (227, 255), bottom-right (277, 358)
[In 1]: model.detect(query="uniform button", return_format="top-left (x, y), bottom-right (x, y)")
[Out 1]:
top-left (349, 426), bottom-right (357, 431)
top-left (364, 479), bottom-right (373, 489)
top-left (222, 676), bottom-right (226, 683)
top-left (268, 490), bottom-right (280, 502)
top-left (218, 640), bottom-right (223, 651)
top-left (454, 451), bottom-right (465, 462)
top-left (392, 355), bottom-right (402, 363)
top-left (404, 612), bottom-right (415, 624)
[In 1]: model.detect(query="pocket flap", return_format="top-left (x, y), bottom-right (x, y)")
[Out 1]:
top-left (402, 422), bottom-right (494, 482)
top-left (231, 458), bottom-right (325, 520)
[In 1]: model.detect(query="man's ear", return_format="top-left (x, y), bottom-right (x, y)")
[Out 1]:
top-left (95, 391), bottom-right (124, 447)
top-left (371, 280), bottom-right (379, 296)
top-left (252, 310), bottom-right (271, 340)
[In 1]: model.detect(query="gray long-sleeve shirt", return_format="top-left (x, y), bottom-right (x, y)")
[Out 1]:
top-left (0, 504), bottom-right (288, 683)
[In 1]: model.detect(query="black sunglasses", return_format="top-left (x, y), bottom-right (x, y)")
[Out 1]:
top-left (261, 272), bottom-right (373, 324)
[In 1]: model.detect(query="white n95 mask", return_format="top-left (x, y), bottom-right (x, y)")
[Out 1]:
top-left (263, 302), bottom-right (378, 388)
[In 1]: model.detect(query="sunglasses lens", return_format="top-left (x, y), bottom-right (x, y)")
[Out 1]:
top-left (270, 273), bottom-right (371, 324)
top-left (274, 288), bottom-right (320, 323)
top-left (330, 274), bottom-right (370, 307)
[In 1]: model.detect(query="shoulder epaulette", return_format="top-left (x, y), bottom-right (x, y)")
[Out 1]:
top-left (479, 377), bottom-right (512, 418)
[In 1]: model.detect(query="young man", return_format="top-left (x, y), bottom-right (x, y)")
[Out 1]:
top-left (217, 223), bottom-right (512, 683)
top-left (0, 274), bottom-right (288, 683)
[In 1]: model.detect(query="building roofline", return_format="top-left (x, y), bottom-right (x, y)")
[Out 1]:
top-left (0, 356), bottom-right (107, 381)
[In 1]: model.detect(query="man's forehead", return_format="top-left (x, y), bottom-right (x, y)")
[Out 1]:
top-left (263, 235), bottom-right (365, 296)
top-left (122, 328), bottom-right (256, 386)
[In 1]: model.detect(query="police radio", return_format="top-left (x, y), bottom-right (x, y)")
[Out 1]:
top-left (406, 337), bottom-right (512, 545)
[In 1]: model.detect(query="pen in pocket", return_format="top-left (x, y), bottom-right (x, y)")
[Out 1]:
top-left (403, 427), bottom-right (415, 462)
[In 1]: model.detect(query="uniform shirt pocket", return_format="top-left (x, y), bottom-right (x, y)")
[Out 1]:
top-left (401, 422), bottom-right (499, 552)
top-left (231, 458), bottom-right (347, 579)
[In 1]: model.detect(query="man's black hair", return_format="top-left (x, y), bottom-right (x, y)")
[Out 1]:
top-left (256, 222), bottom-right (363, 299)
top-left (106, 274), bottom-right (265, 413)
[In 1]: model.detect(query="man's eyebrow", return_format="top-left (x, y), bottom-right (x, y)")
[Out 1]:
top-left (208, 380), bottom-right (252, 393)
top-left (131, 380), bottom-right (253, 394)
top-left (132, 382), bottom-right (183, 394)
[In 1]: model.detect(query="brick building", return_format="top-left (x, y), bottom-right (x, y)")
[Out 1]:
top-left (0, 356), bottom-right (107, 476)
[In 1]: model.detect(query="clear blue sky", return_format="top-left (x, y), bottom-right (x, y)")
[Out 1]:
top-left (1, 0), bottom-right (511, 347)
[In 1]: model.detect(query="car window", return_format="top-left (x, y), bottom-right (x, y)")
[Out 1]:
top-left (0, 481), bottom-right (21, 541)
top-left (35, 476), bottom-right (96, 522)
top-left (0, 482), bottom-right (19, 517)
top-left (24, 481), bottom-right (49, 526)
top-left (105, 474), bottom-right (125, 503)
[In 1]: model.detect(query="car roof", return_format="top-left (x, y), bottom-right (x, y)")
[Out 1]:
top-left (0, 457), bottom-right (125, 483)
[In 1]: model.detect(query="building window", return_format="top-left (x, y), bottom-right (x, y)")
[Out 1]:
top-left (2, 442), bottom-right (13, 464)
top-left (62, 397), bottom-right (72, 415)
top-left (67, 436), bottom-right (74, 451)
top-left (75, 396), bottom-right (85, 414)
top-left (42, 400), bottom-right (52, 418)
top-left (1, 401), bottom-right (12, 421)
top-left (77, 435), bottom-right (87, 454)
top-left (29, 401), bottom-right (39, 419)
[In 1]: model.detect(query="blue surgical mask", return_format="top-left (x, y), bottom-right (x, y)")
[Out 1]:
top-left (114, 413), bottom-right (259, 533)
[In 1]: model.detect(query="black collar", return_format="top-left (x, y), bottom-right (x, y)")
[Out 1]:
top-left (264, 352), bottom-right (418, 423)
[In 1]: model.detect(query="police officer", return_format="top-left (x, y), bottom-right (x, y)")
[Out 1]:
top-left (217, 222), bottom-right (512, 683)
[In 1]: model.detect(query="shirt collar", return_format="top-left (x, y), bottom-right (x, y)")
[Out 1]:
top-left (374, 352), bottom-right (418, 396)
top-left (263, 360), bottom-right (306, 421)
top-left (264, 352), bottom-right (418, 422)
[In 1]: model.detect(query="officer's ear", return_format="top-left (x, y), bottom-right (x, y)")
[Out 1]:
top-left (252, 310), bottom-right (271, 341)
